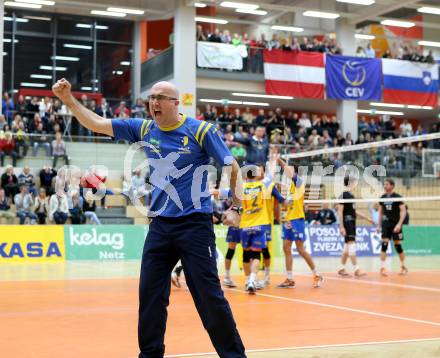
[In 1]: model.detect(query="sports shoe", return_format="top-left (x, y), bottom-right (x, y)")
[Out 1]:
top-left (171, 272), bottom-right (181, 288)
top-left (255, 281), bottom-right (264, 290)
top-left (380, 267), bottom-right (388, 277)
top-left (338, 268), bottom-right (351, 277)
top-left (312, 274), bottom-right (323, 288)
top-left (263, 275), bottom-right (270, 286)
top-left (354, 269), bottom-right (367, 278)
top-left (246, 281), bottom-right (256, 295)
top-left (223, 277), bottom-right (237, 288)
top-left (398, 266), bottom-right (408, 276)
top-left (277, 278), bottom-right (295, 288)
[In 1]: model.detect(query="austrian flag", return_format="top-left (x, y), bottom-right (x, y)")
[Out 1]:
top-left (263, 50), bottom-right (325, 99)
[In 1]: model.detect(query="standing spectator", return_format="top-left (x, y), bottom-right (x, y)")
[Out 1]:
top-left (18, 166), bottom-right (37, 197)
top-left (0, 114), bottom-right (7, 131)
top-left (356, 46), bottom-right (366, 57)
top-left (255, 109), bottom-right (266, 126)
top-left (365, 43), bottom-right (375, 58)
top-left (49, 192), bottom-right (69, 224)
top-left (27, 96), bottom-right (40, 115)
top-left (230, 143), bottom-right (246, 165)
top-left (83, 190), bottom-right (101, 224)
top-left (32, 122), bottom-right (51, 156)
top-left (242, 107), bottom-right (254, 125)
top-left (268, 34), bottom-right (280, 50)
top-left (196, 108), bottom-right (204, 121)
top-left (0, 188), bottom-right (15, 224)
top-left (95, 98), bottom-right (113, 118)
top-left (196, 24), bottom-right (207, 41)
top-left (14, 185), bottom-right (37, 225)
top-left (299, 113), bottom-right (312, 129)
top-left (14, 121), bottom-right (30, 158)
top-left (221, 29), bottom-right (231, 44)
top-left (231, 33), bottom-right (243, 46)
top-left (1, 165), bottom-right (19, 201)
top-left (34, 188), bottom-right (49, 224)
top-left (382, 49), bottom-right (392, 59)
top-left (2, 92), bottom-right (15, 125)
top-left (39, 166), bottom-right (57, 196)
top-left (234, 125), bottom-right (269, 165)
top-left (400, 119), bottom-right (413, 137)
top-left (52, 132), bottom-right (69, 168)
top-left (425, 50), bottom-right (434, 64)
top-left (208, 28), bottom-right (222, 43)
top-left (0, 131), bottom-right (18, 166)
top-left (203, 104), bottom-right (216, 122)
top-left (15, 95), bottom-right (28, 118)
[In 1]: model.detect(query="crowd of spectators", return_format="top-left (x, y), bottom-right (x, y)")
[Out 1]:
top-left (357, 43), bottom-right (435, 64)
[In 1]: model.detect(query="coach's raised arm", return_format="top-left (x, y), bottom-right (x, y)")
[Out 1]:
top-left (52, 78), bottom-right (114, 137)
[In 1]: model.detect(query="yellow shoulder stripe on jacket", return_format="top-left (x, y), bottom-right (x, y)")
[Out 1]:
top-left (140, 120), bottom-right (153, 138)
top-left (199, 123), bottom-right (213, 146)
top-left (195, 121), bottom-right (208, 144)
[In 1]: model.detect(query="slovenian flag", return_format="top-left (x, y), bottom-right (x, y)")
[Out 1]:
top-left (382, 58), bottom-right (439, 107)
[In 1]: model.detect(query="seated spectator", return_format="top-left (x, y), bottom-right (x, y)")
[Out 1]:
top-left (28, 113), bottom-right (42, 133)
top-left (14, 185), bottom-right (37, 225)
top-left (365, 43), bottom-right (375, 58)
top-left (356, 46), bottom-right (366, 57)
top-left (0, 188), bottom-right (15, 224)
top-left (304, 204), bottom-right (316, 223)
top-left (52, 132), bottom-right (69, 168)
top-left (0, 114), bottom-right (6, 131)
top-left (32, 122), bottom-right (51, 156)
top-left (95, 98), bottom-right (113, 118)
top-left (27, 96), bottom-right (40, 115)
top-left (315, 203), bottom-right (337, 225)
top-left (1, 165), bottom-right (19, 201)
top-left (39, 166), bottom-right (57, 196)
top-left (49, 192), bottom-right (69, 224)
top-left (18, 166), bottom-right (38, 197)
top-left (130, 169), bottom-right (150, 205)
top-left (2, 92), bottom-right (15, 125)
top-left (69, 190), bottom-right (86, 224)
top-left (15, 95), bottom-right (28, 118)
top-left (0, 130), bottom-right (18, 166)
top-left (132, 98), bottom-right (147, 118)
top-left (34, 188), bottom-right (49, 224)
top-left (83, 191), bottom-right (101, 225)
top-left (382, 49), bottom-right (392, 59)
top-left (115, 101), bottom-right (130, 118)
top-left (196, 107), bottom-right (204, 121)
top-left (80, 168), bottom-right (114, 208)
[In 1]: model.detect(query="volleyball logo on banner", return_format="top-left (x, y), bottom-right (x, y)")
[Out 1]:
top-left (325, 55), bottom-right (382, 100)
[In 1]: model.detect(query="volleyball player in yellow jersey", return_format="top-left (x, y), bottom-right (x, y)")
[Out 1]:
top-left (277, 157), bottom-right (323, 289)
top-left (240, 165), bottom-right (285, 294)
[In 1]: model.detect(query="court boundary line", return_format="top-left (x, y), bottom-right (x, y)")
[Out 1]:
top-left (296, 273), bottom-right (440, 293)
top-left (227, 288), bottom-right (440, 327)
top-left (163, 337), bottom-right (440, 357)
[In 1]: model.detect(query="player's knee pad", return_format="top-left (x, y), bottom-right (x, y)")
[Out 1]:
top-left (242, 250), bottom-right (251, 263)
top-left (262, 247), bottom-right (271, 260)
top-left (394, 243), bottom-right (404, 254)
top-left (348, 243), bottom-right (356, 257)
top-left (225, 248), bottom-right (235, 260)
top-left (250, 251), bottom-right (261, 260)
top-left (381, 241), bottom-right (389, 253)
top-left (343, 243), bottom-right (349, 254)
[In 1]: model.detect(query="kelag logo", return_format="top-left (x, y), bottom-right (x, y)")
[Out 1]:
top-left (64, 225), bottom-right (147, 261)
top-left (0, 226), bottom-right (65, 262)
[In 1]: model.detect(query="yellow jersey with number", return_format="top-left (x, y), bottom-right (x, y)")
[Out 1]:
top-left (240, 177), bottom-right (274, 229)
top-left (284, 176), bottom-right (305, 221)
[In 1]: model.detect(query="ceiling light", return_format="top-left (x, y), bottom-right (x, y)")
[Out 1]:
top-left (232, 92), bottom-right (294, 100)
top-left (120, 61), bottom-right (131, 66)
top-left (236, 9), bottom-right (267, 15)
top-left (90, 10), bottom-right (126, 18)
top-left (336, 0), bottom-right (375, 5)
top-left (64, 43), bottom-right (93, 50)
top-left (5, 1), bottom-right (42, 9)
top-left (4, 16), bottom-right (29, 22)
top-left (40, 65), bottom-right (67, 71)
top-left (200, 99), bottom-right (243, 105)
top-left (51, 56), bottom-right (80, 61)
top-left (194, 2), bottom-right (207, 7)
top-left (407, 105), bottom-right (422, 109)
top-left (271, 25), bottom-right (304, 32)
top-left (370, 102), bottom-right (405, 108)
top-left (3, 39), bottom-right (19, 43)
top-left (381, 19), bottom-right (415, 28)
top-left (357, 109), bottom-right (404, 116)
top-left (30, 74), bottom-right (52, 79)
top-left (24, 15), bottom-right (51, 21)
top-left (81, 86), bottom-right (99, 91)
top-left (76, 23), bottom-right (109, 30)
top-left (3, 52), bottom-right (7, 56)
top-left (242, 101), bottom-right (270, 106)
top-left (422, 106), bottom-right (433, 110)
top-left (112, 70), bottom-right (124, 75)
top-left (220, 2), bottom-right (259, 10)
top-left (303, 10), bottom-right (340, 19)
top-left (195, 16), bottom-right (228, 24)
top-left (355, 34), bottom-right (375, 40)
top-left (16, 0), bottom-right (55, 5)
top-left (418, 40), bottom-right (440, 48)
top-left (417, 6), bottom-right (440, 15)
top-left (107, 7), bottom-right (145, 15)
top-left (20, 82), bottom-right (46, 88)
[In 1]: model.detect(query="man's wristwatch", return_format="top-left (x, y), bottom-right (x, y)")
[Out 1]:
top-left (230, 205), bottom-right (243, 214)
